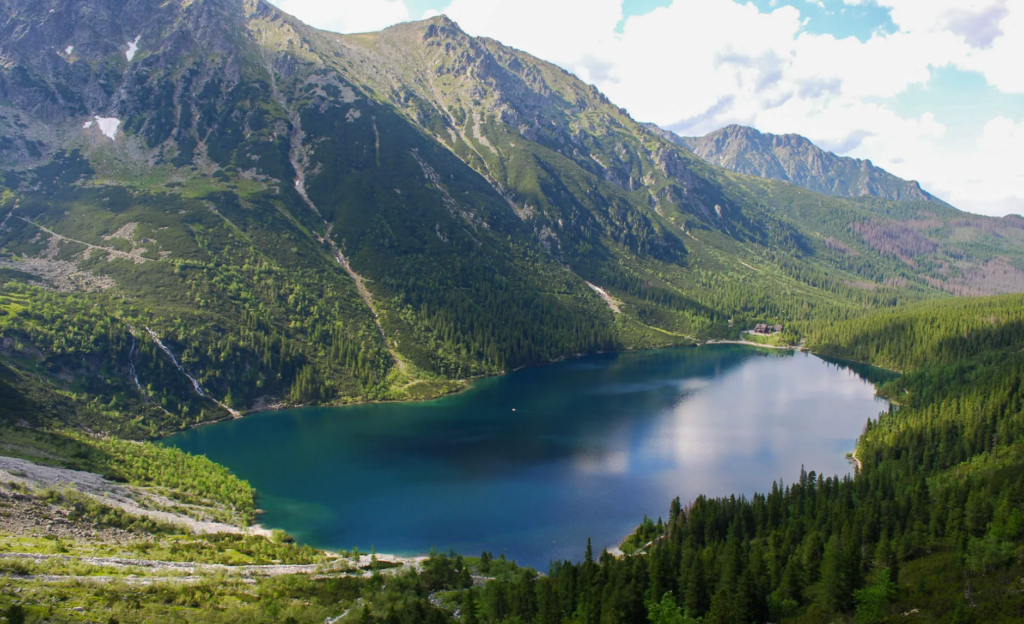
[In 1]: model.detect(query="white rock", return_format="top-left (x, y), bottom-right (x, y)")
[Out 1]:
top-left (125, 35), bottom-right (141, 62)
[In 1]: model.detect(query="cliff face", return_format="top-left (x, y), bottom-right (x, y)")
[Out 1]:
top-left (650, 123), bottom-right (940, 204)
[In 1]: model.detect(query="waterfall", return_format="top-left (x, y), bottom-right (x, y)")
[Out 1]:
top-left (146, 327), bottom-right (205, 396)
top-left (144, 327), bottom-right (242, 418)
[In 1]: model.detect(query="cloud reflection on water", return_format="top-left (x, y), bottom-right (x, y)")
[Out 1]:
top-left (641, 351), bottom-right (887, 499)
top-left (167, 346), bottom-right (888, 569)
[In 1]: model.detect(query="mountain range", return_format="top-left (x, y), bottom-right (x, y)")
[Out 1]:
top-left (2, 0), bottom-right (1024, 435)
top-left (647, 123), bottom-right (941, 204)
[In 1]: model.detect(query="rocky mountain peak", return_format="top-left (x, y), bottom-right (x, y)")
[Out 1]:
top-left (656, 123), bottom-right (941, 205)
top-left (420, 14), bottom-right (464, 38)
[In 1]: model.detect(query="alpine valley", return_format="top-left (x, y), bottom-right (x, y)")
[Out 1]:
top-left (3, 1), bottom-right (1024, 623)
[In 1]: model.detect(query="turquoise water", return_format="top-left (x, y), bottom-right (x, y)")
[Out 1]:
top-left (165, 345), bottom-right (888, 570)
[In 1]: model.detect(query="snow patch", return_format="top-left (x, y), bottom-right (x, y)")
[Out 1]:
top-left (94, 116), bottom-right (120, 140)
top-left (65, 45), bottom-right (74, 55)
top-left (82, 120), bottom-right (94, 129)
top-left (125, 35), bottom-right (140, 62)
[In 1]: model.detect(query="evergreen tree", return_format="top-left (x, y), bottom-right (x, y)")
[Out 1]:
top-left (683, 555), bottom-right (710, 618)
top-left (821, 534), bottom-right (853, 612)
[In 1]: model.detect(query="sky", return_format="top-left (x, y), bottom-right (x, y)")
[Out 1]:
top-left (266, 0), bottom-right (1024, 217)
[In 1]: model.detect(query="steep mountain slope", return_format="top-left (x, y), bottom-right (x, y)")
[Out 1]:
top-left (0, 0), bottom-right (667, 435)
top-left (1, 0), bottom-right (1024, 436)
top-left (649, 123), bottom-right (940, 204)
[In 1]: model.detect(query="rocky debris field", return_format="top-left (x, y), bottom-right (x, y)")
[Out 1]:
top-left (0, 485), bottom-right (134, 543)
top-left (0, 456), bottom-right (269, 537)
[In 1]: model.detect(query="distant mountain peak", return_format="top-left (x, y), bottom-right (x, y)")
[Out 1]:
top-left (423, 13), bottom-right (461, 28)
top-left (648, 123), bottom-right (943, 205)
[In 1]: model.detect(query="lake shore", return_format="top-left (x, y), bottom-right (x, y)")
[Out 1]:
top-left (703, 338), bottom-right (801, 351)
top-left (164, 342), bottom-right (884, 570)
top-left (205, 337), bottom-right (805, 430)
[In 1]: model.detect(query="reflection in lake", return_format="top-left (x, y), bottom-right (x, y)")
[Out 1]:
top-left (165, 345), bottom-right (888, 570)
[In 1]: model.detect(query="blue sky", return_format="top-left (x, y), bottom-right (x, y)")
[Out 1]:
top-left (269, 0), bottom-right (1024, 216)
top-left (883, 68), bottom-right (1024, 147)
top-left (408, 0), bottom-right (895, 39)
top-left (747, 0), bottom-right (895, 40)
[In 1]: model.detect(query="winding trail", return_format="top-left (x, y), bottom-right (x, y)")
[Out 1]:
top-left (702, 339), bottom-right (799, 351)
top-left (0, 552), bottom-right (324, 576)
top-left (16, 217), bottom-right (150, 263)
top-left (0, 551), bottom-right (427, 582)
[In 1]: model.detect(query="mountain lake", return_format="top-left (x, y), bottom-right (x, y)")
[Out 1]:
top-left (164, 344), bottom-right (891, 570)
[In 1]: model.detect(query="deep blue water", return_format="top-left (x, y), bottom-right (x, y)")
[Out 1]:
top-left (165, 345), bottom-right (888, 570)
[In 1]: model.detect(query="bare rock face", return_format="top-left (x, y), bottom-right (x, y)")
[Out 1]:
top-left (0, 0), bottom-right (255, 168)
top-left (650, 123), bottom-right (942, 205)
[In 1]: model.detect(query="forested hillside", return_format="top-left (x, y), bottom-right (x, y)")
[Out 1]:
top-left (2, 0), bottom-right (1024, 438)
top-left (5, 291), bottom-right (1022, 624)
top-left (374, 295), bottom-right (1024, 624)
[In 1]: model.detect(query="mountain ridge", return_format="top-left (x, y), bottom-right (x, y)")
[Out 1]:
top-left (646, 122), bottom-right (943, 205)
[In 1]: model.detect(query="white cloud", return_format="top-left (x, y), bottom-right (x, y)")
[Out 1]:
top-left (956, 116), bottom-right (1024, 209)
top-left (268, 0), bottom-right (409, 34)
top-left (957, 3), bottom-right (1024, 92)
top-left (439, 0), bottom-right (622, 74)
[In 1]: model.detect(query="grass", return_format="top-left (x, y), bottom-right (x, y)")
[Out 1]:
top-left (740, 331), bottom-right (798, 347)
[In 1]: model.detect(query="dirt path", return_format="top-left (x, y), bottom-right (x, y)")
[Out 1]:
top-left (1, 551), bottom-right (428, 581)
top-left (7, 573), bottom-right (219, 586)
top-left (702, 339), bottom-right (799, 351)
top-left (639, 324), bottom-right (692, 339)
top-left (0, 552), bottom-right (322, 576)
top-left (16, 217), bottom-right (150, 264)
